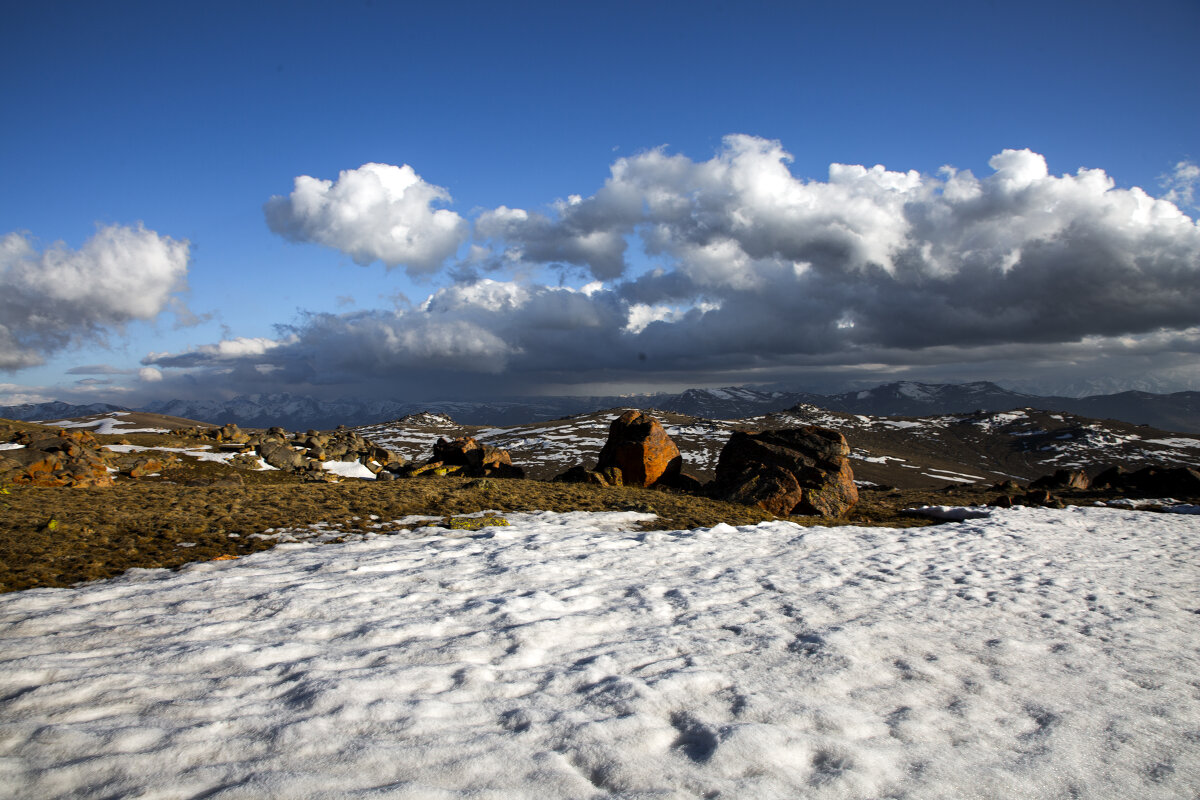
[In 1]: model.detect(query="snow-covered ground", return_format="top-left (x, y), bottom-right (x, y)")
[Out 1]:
top-left (1, 507), bottom-right (1198, 798)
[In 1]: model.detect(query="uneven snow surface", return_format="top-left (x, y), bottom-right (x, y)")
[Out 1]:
top-left (2, 508), bottom-right (1199, 799)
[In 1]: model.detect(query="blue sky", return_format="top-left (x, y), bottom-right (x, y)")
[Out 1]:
top-left (2, 0), bottom-right (1198, 406)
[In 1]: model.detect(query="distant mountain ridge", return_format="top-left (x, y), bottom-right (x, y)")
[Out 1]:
top-left (3, 381), bottom-right (1199, 433)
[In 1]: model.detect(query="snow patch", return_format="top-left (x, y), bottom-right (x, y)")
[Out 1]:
top-left (321, 460), bottom-right (377, 480)
top-left (1, 508), bottom-right (1197, 798)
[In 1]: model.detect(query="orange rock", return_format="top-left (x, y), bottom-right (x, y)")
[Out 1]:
top-left (595, 411), bottom-right (682, 488)
top-left (129, 458), bottom-right (166, 478)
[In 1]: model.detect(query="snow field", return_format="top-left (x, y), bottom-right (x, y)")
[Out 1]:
top-left (0, 507), bottom-right (1198, 798)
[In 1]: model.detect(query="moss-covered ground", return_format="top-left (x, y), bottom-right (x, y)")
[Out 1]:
top-left (0, 471), bottom-right (996, 592)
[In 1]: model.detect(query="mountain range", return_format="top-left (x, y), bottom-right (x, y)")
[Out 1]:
top-left (3, 381), bottom-right (1199, 433)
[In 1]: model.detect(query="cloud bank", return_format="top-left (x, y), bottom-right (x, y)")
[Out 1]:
top-left (1, 224), bottom-right (190, 370)
top-left (163, 139), bottom-right (1200, 398)
top-left (264, 162), bottom-right (469, 275)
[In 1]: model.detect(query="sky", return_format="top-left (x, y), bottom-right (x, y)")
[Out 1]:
top-left (2, 0), bottom-right (1199, 407)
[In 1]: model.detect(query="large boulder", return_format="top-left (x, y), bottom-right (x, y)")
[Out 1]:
top-left (1123, 466), bottom-right (1200, 497)
top-left (595, 411), bottom-right (682, 488)
top-left (1088, 465), bottom-right (1200, 497)
top-left (710, 427), bottom-right (858, 518)
top-left (259, 441), bottom-right (306, 470)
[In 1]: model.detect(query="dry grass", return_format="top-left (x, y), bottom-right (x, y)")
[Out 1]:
top-left (0, 471), bottom-right (968, 592)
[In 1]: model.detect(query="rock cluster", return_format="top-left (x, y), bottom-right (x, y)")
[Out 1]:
top-left (992, 464), bottom-right (1200, 507)
top-left (709, 427), bottom-right (859, 518)
top-left (1, 429), bottom-right (114, 488)
top-left (400, 437), bottom-right (524, 479)
top-left (184, 422), bottom-right (406, 481)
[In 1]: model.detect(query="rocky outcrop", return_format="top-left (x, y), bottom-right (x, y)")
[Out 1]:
top-left (1093, 465), bottom-right (1200, 497)
top-left (2, 429), bottom-right (114, 488)
top-left (1030, 469), bottom-right (1091, 491)
top-left (710, 427), bottom-right (858, 517)
top-left (595, 411), bottom-right (682, 488)
top-left (402, 437), bottom-right (524, 479)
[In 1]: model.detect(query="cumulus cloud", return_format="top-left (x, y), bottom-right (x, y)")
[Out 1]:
top-left (158, 140), bottom-right (1200, 398)
top-left (264, 162), bottom-right (469, 275)
top-left (475, 205), bottom-right (629, 279)
top-left (481, 137), bottom-right (1200, 349)
top-left (0, 224), bottom-right (190, 370)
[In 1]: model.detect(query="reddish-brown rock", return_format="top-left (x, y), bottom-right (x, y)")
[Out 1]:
top-left (710, 426), bottom-right (858, 517)
top-left (423, 437), bottom-right (524, 478)
top-left (595, 411), bottom-right (682, 488)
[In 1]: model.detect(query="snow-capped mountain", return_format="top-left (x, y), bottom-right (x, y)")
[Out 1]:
top-left (0, 401), bottom-right (130, 422)
top-left (818, 381), bottom-right (1040, 416)
top-left (649, 386), bottom-right (820, 419)
top-left (4, 383), bottom-right (1200, 433)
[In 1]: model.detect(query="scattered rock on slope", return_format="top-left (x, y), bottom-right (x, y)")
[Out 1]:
top-left (403, 436), bottom-right (524, 479)
top-left (710, 426), bottom-right (858, 518)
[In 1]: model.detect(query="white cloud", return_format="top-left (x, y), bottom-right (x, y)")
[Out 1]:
top-left (0, 224), bottom-right (190, 370)
top-left (149, 141), bottom-right (1200, 398)
top-left (264, 162), bottom-right (469, 275)
top-left (1160, 160), bottom-right (1200, 209)
top-left (138, 366), bottom-right (163, 382)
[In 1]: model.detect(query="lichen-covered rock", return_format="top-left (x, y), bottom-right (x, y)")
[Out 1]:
top-left (595, 411), bottom-right (682, 488)
top-left (6, 429), bottom-right (114, 488)
top-left (710, 427), bottom-right (858, 517)
top-left (215, 424), bottom-right (251, 444)
top-left (553, 465), bottom-right (621, 487)
top-left (128, 458), bottom-right (166, 478)
top-left (432, 437), bottom-right (524, 478)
